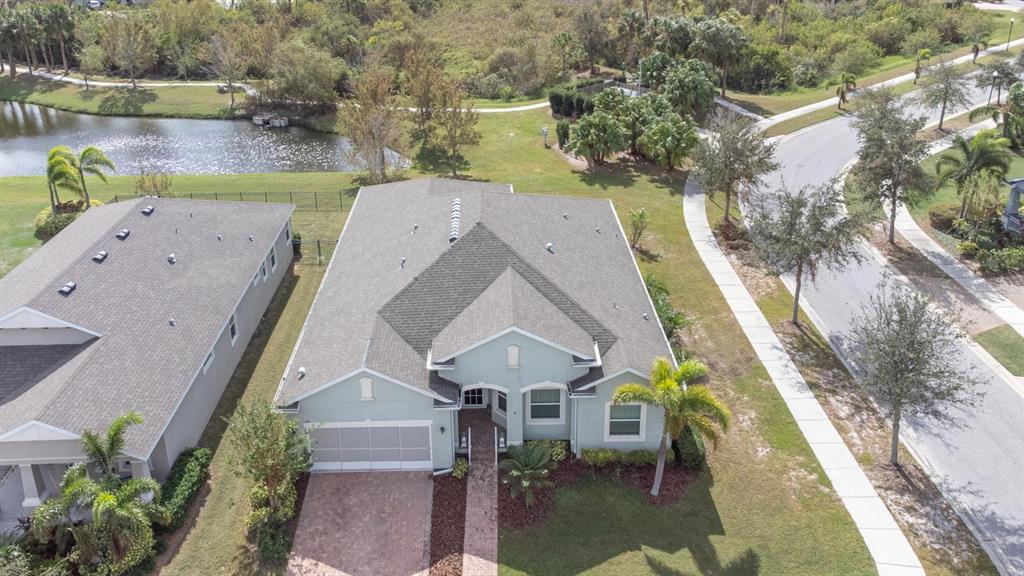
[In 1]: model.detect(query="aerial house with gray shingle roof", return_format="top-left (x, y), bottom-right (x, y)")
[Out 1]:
top-left (274, 178), bottom-right (674, 472)
top-left (0, 198), bottom-right (294, 525)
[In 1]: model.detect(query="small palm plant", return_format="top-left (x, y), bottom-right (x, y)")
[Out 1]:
top-left (913, 48), bottom-right (931, 85)
top-left (834, 72), bottom-right (856, 110)
top-left (81, 411), bottom-right (143, 480)
top-left (935, 128), bottom-right (1012, 218)
top-left (613, 357), bottom-right (730, 496)
top-left (970, 35), bottom-right (988, 64)
top-left (499, 443), bottom-right (555, 508)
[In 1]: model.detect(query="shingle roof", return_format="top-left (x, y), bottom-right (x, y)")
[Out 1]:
top-left (0, 198), bottom-right (293, 458)
top-left (278, 178), bottom-right (672, 406)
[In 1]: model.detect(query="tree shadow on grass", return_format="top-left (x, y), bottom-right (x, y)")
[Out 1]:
top-left (0, 73), bottom-right (61, 100)
top-left (97, 87), bottom-right (157, 115)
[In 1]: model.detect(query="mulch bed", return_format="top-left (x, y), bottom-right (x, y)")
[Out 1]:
top-left (429, 474), bottom-right (467, 576)
top-left (498, 458), bottom-right (698, 530)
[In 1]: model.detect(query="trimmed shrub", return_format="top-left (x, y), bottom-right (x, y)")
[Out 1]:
top-left (34, 199), bottom-right (104, 238)
top-left (556, 119), bottom-right (570, 148)
top-left (581, 448), bottom-right (658, 467)
top-left (256, 522), bottom-right (292, 565)
top-left (981, 246), bottom-right (1024, 273)
top-left (451, 457), bottom-right (469, 480)
top-left (958, 240), bottom-right (980, 259)
top-left (620, 449), bottom-right (658, 467)
top-left (158, 447), bottom-right (213, 534)
top-left (549, 90), bottom-right (564, 115)
top-left (928, 203), bottom-right (960, 232)
top-left (675, 425), bottom-right (707, 471)
top-left (526, 439), bottom-right (569, 462)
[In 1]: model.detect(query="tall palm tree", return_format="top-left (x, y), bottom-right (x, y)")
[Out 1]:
top-left (913, 48), bottom-right (931, 85)
top-left (46, 146), bottom-right (80, 215)
top-left (612, 357), bottom-right (730, 496)
top-left (835, 72), bottom-right (856, 109)
top-left (935, 128), bottom-right (1012, 218)
top-left (81, 411), bottom-right (143, 480)
top-left (55, 145), bottom-right (116, 210)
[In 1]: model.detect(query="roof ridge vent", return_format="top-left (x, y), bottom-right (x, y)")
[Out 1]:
top-left (92, 250), bottom-right (109, 263)
top-left (448, 198), bottom-right (461, 243)
top-left (58, 281), bottom-right (76, 296)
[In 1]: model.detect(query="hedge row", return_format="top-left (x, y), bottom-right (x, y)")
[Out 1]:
top-left (548, 89), bottom-right (595, 118)
top-left (580, 448), bottom-right (658, 467)
top-left (158, 447), bottom-right (213, 534)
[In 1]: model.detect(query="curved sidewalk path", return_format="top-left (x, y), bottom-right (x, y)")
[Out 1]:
top-left (893, 119), bottom-right (1024, 339)
top-left (681, 182), bottom-right (924, 576)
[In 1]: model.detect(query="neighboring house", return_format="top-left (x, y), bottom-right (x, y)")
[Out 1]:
top-left (274, 178), bottom-right (673, 472)
top-left (0, 198), bottom-right (293, 523)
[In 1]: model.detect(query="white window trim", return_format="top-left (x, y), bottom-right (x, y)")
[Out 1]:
top-left (463, 388), bottom-right (484, 407)
top-left (261, 263), bottom-right (267, 280)
top-left (270, 247), bottom-right (277, 272)
top-left (202, 350), bottom-right (216, 375)
top-left (506, 345), bottom-right (520, 368)
top-left (603, 401), bottom-right (646, 442)
top-left (229, 314), bottom-right (238, 346)
top-left (526, 388), bottom-right (565, 425)
top-left (286, 223), bottom-right (292, 241)
top-left (252, 273), bottom-right (259, 288)
top-left (359, 377), bottom-right (373, 401)
top-left (496, 391), bottom-right (507, 415)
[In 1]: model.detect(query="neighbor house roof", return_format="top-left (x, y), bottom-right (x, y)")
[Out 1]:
top-left (0, 198), bottom-right (293, 459)
top-left (277, 178), bottom-right (672, 406)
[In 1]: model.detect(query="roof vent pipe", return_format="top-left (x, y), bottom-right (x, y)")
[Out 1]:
top-left (168, 254), bottom-right (177, 264)
top-left (448, 198), bottom-right (462, 243)
top-left (545, 242), bottom-right (554, 254)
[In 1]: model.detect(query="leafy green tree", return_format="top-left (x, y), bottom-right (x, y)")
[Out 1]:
top-left (271, 40), bottom-right (340, 108)
top-left (690, 17), bottom-right (746, 97)
top-left (616, 9), bottom-right (647, 75)
top-left (565, 111), bottom-right (627, 166)
top-left (613, 357), bottom-right (730, 496)
top-left (850, 87), bottom-right (931, 245)
top-left (592, 87), bottom-right (629, 117)
top-left (638, 112), bottom-right (697, 170)
top-left (629, 207), bottom-right (649, 249)
top-left (694, 109), bottom-right (778, 224)
top-left (574, 9), bottom-right (609, 74)
top-left (661, 58), bottom-right (717, 116)
top-left (747, 180), bottom-right (865, 324)
top-left (342, 67), bottom-right (405, 184)
top-left (204, 26), bottom-right (248, 110)
top-left (226, 400), bottom-right (311, 525)
top-left (101, 10), bottom-right (158, 89)
top-left (81, 411), bottom-right (143, 480)
top-left (0, 8), bottom-right (18, 79)
top-left (935, 129), bottom-right (1011, 218)
top-left (834, 72), bottom-right (856, 110)
top-left (433, 78), bottom-right (480, 177)
top-left (77, 44), bottom-right (105, 90)
top-left (851, 284), bottom-right (981, 465)
top-left (638, 50), bottom-right (673, 89)
top-left (917, 59), bottom-right (970, 131)
top-left (976, 59), bottom-right (1017, 106)
top-left (499, 443), bottom-right (554, 508)
top-left (550, 32), bottom-right (583, 81)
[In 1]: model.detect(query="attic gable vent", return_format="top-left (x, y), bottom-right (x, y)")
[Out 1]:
top-left (115, 228), bottom-right (130, 240)
top-left (141, 205), bottom-right (154, 216)
top-left (448, 198), bottom-right (461, 243)
top-left (92, 250), bottom-right (108, 263)
top-left (58, 281), bottom-right (77, 296)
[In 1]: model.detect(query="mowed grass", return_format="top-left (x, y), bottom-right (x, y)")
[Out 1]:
top-left (729, 10), bottom-right (1023, 117)
top-left (974, 324), bottom-right (1024, 376)
top-left (0, 108), bottom-right (874, 574)
top-left (0, 73), bottom-right (242, 119)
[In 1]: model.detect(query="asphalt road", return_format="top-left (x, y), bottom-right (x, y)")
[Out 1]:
top-left (763, 80), bottom-right (1024, 573)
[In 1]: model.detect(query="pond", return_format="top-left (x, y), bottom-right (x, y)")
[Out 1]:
top-left (0, 101), bottom-right (361, 176)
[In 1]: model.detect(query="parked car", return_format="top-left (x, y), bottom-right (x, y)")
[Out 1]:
top-left (86, 0), bottom-right (105, 9)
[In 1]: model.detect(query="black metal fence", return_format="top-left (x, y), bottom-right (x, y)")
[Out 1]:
top-left (108, 190), bottom-right (347, 212)
top-left (292, 238), bottom-right (338, 265)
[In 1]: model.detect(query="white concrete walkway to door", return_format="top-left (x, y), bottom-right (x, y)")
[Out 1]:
top-left (682, 184), bottom-right (925, 576)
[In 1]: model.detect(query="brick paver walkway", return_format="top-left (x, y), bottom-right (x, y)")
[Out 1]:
top-left (461, 412), bottom-right (498, 576)
top-left (287, 472), bottom-right (432, 576)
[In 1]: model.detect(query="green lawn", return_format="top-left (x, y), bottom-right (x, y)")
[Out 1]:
top-left (0, 73), bottom-right (242, 119)
top-left (974, 324), bottom-right (1024, 376)
top-left (0, 108), bottom-right (875, 574)
top-left (729, 10), bottom-right (1023, 117)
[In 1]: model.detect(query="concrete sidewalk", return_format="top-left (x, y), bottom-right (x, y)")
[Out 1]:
top-left (890, 121), bottom-right (1024, 339)
top-left (682, 182), bottom-right (925, 576)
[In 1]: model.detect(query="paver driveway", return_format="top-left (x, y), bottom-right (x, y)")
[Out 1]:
top-left (287, 472), bottom-right (432, 576)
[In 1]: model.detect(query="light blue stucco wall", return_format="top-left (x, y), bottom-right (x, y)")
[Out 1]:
top-left (447, 332), bottom-right (586, 444)
top-left (573, 372), bottom-right (663, 455)
top-left (295, 371), bottom-right (454, 469)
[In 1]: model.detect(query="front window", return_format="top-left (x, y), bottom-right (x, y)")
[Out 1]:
top-left (261, 263), bottom-right (267, 280)
top-left (529, 389), bottom-right (561, 422)
top-left (497, 392), bottom-right (507, 413)
top-left (270, 247), bottom-right (277, 272)
top-left (463, 388), bottom-right (483, 407)
top-left (229, 314), bottom-right (238, 345)
top-left (202, 351), bottom-right (215, 374)
top-left (606, 402), bottom-right (645, 440)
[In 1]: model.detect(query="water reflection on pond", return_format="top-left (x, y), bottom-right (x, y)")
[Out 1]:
top-left (0, 101), bottom-right (359, 176)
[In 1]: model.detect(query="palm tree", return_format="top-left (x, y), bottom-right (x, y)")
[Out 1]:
top-left (46, 146), bottom-right (80, 216)
top-left (81, 411), bottom-right (143, 479)
top-left (612, 357), bottom-right (730, 496)
top-left (935, 129), bottom-right (1012, 218)
top-left (55, 145), bottom-right (116, 210)
top-left (498, 443), bottom-right (555, 508)
top-left (913, 48), bottom-right (931, 85)
top-left (835, 72), bottom-right (856, 109)
top-left (970, 81), bottom-right (1024, 147)
top-left (970, 35), bottom-right (988, 64)
top-left (91, 476), bottom-right (168, 568)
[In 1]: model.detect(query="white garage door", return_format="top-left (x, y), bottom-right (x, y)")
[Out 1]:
top-left (308, 422), bottom-right (432, 471)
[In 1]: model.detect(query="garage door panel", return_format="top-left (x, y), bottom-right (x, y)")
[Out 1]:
top-left (309, 423), bottom-right (431, 471)
top-left (310, 428), bottom-right (340, 449)
top-left (342, 448), bottom-right (371, 462)
top-left (372, 448), bottom-right (402, 462)
top-left (340, 428), bottom-right (370, 449)
top-left (312, 449), bottom-right (342, 463)
top-left (370, 427), bottom-right (401, 448)
top-left (400, 427), bottom-right (429, 448)
top-left (402, 448), bottom-right (430, 461)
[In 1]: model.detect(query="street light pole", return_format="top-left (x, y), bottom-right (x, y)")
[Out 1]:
top-left (1009, 19), bottom-right (1015, 51)
top-left (989, 71), bottom-right (998, 105)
